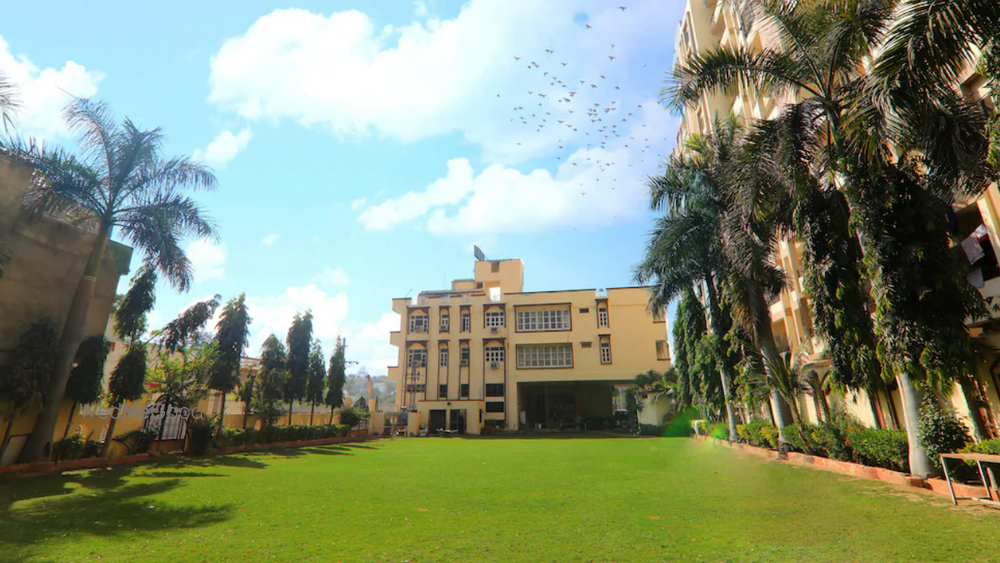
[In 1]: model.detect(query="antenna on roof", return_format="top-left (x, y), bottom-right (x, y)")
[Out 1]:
top-left (474, 245), bottom-right (487, 261)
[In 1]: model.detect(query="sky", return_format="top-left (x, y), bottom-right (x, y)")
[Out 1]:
top-left (0, 0), bottom-right (686, 377)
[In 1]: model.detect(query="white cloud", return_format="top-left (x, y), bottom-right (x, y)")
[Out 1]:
top-left (185, 238), bottom-right (227, 281)
top-left (262, 233), bottom-right (280, 246)
top-left (193, 127), bottom-right (252, 169)
top-left (206, 0), bottom-right (675, 162)
top-left (350, 197), bottom-right (367, 211)
top-left (358, 102), bottom-right (677, 235)
top-left (313, 266), bottom-right (350, 287)
top-left (343, 312), bottom-right (401, 376)
top-left (0, 35), bottom-right (103, 140)
top-left (246, 284), bottom-right (349, 354)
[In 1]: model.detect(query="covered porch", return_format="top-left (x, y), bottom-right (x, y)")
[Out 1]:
top-left (516, 381), bottom-right (618, 431)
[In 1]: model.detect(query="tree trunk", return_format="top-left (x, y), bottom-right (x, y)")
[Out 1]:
top-left (157, 396), bottom-right (171, 442)
top-left (329, 408), bottom-right (335, 426)
top-left (759, 337), bottom-right (792, 444)
top-left (1, 410), bottom-right (15, 459)
top-left (958, 375), bottom-right (989, 441)
top-left (897, 372), bottom-right (935, 478)
top-left (62, 401), bottom-right (78, 441)
top-left (216, 391), bottom-right (227, 438)
top-left (703, 273), bottom-right (738, 441)
top-left (288, 401), bottom-right (294, 426)
top-left (20, 226), bottom-right (110, 463)
top-left (309, 402), bottom-right (315, 427)
top-left (100, 403), bottom-right (120, 458)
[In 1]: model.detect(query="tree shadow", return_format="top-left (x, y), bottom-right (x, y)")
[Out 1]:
top-left (0, 478), bottom-right (231, 561)
top-left (140, 471), bottom-right (229, 479)
top-left (298, 446), bottom-right (351, 456)
top-left (142, 454), bottom-right (268, 471)
top-left (341, 443), bottom-right (379, 450)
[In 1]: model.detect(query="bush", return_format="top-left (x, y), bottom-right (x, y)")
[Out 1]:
top-left (708, 422), bottom-right (729, 440)
top-left (917, 395), bottom-right (972, 469)
top-left (848, 428), bottom-right (909, 473)
top-left (187, 417), bottom-right (215, 455)
top-left (637, 424), bottom-right (665, 437)
top-left (693, 421), bottom-right (708, 436)
top-left (56, 434), bottom-right (86, 460)
top-left (961, 437), bottom-right (1000, 456)
top-left (120, 428), bottom-right (157, 454)
top-left (813, 409), bottom-right (858, 461)
top-left (737, 421), bottom-right (778, 449)
top-left (663, 407), bottom-right (699, 437)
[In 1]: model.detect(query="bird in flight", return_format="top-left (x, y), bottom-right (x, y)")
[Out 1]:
top-left (608, 56), bottom-right (617, 61)
top-left (561, 62), bottom-right (568, 66)
top-left (545, 48), bottom-right (554, 54)
top-left (514, 56), bottom-right (521, 61)
top-left (611, 43), bottom-right (616, 49)
top-left (619, 5), bottom-right (627, 11)
top-left (585, 24), bottom-right (592, 29)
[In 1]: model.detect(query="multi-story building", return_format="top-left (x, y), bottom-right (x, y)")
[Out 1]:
top-left (387, 258), bottom-right (671, 434)
top-left (674, 0), bottom-right (1000, 435)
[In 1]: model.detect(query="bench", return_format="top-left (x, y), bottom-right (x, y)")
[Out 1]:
top-left (940, 452), bottom-right (1000, 507)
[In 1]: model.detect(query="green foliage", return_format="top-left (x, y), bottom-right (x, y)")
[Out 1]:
top-left (672, 288), bottom-right (708, 408)
top-left (325, 337), bottom-right (347, 409)
top-left (0, 317), bottom-right (61, 413)
top-left (216, 423), bottom-right (350, 448)
top-left (210, 293), bottom-right (251, 394)
top-left (737, 421), bottom-right (779, 449)
top-left (306, 340), bottom-right (326, 407)
top-left (65, 336), bottom-right (110, 405)
top-left (708, 422), bottom-right (729, 440)
top-left (663, 406), bottom-right (699, 437)
top-left (115, 266), bottom-right (156, 341)
top-left (120, 428), bottom-right (157, 454)
top-left (847, 428), bottom-right (910, 474)
top-left (150, 343), bottom-right (217, 409)
top-left (158, 295), bottom-right (220, 353)
top-left (337, 406), bottom-right (368, 429)
top-left (108, 345), bottom-right (148, 405)
top-left (284, 311), bottom-right (314, 405)
top-left (255, 335), bottom-right (289, 428)
top-left (917, 394), bottom-right (972, 468)
top-left (637, 424), bottom-right (665, 437)
top-left (961, 438), bottom-right (1000, 456)
top-left (186, 416), bottom-right (215, 455)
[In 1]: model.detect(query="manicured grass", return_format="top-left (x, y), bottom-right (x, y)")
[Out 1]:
top-left (2, 436), bottom-right (999, 562)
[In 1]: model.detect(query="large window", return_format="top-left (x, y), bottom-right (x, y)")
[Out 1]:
top-left (485, 402), bottom-right (505, 413)
top-left (439, 348), bottom-right (449, 367)
top-left (439, 384), bottom-right (448, 398)
top-left (461, 346), bottom-right (470, 365)
top-left (409, 314), bottom-right (428, 333)
top-left (516, 308), bottom-right (571, 331)
top-left (485, 310), bottom-right (506, 328)
top-left (600, 340), bottom-right (612, 364)
top-left (656, 341), bottom-right (669, 361)
top-left (461, 311), bottom-right (471, 332)
top-left (460, 383), bottom-right (469, 398)
top-left (407, 348), bottom-right (427, 367)
top-left (517, 344), bottom-right (573, 368)
top-left (598, 306), bottom-right (609, 328)
top-left (485, 383), bottom-right (505, 397)
top-left (485, 346), bottom-right (505, 363)
top-left (440, 312), bottom-right (450, 332)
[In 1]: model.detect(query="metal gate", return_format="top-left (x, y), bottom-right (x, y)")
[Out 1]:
top-left (142, 396), bottom-right (188, 441)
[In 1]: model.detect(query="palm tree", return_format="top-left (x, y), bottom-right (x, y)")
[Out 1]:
top-left (667, 0), bottom-right (994, 477)
top-left (7, 99), bottom-right (217, 463)
top-left (635, 119), bottom-right (747, 441)
top-left (0, 71), bottom-right (20, 278)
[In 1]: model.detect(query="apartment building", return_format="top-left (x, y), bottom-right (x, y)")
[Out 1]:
top-left (675, 0), bottom-right (1000, 434)
top-left (387, 258), bottom-right (671, 434)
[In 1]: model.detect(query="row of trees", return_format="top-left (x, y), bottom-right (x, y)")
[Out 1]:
top-left (636, 0), bottom-right (999, 477)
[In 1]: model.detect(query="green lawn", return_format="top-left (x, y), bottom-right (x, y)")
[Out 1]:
top-left (2, 436), bottom-right (999, 562)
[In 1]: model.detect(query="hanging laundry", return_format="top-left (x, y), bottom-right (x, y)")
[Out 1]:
top-left (963, 232), bottom-right (986, 264)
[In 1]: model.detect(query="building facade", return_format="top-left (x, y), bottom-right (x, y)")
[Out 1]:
top-left (675, 0), bottom-right (1000, 435)
top-left (387, 258), bottom-right (671, 434)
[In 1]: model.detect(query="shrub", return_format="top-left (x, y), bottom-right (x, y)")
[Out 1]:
top-left (693, 421), bottom-right (708, 436)
top-left (581, 415), bottom-right (614, 430)
top-left (961, 437), bottom-right (1000, 456)
top-left (917, 395), bottom-right (972, 469)
top-left (814, 409), bottom-right (857, 461)
top-left (120, 428), bottom-right (157, 454)
top-left (663, 407), bottom-right (698, 437)
top-left (637, 424), bottom-right (665, 437)
top-left (56, 434), bottom-right (86, 460)
top-left (848, 428), bottom-right (909, 473)
top-left (708, 422), bottom-right (729, 440)
top-left (738, 421), bottom-right (778, 449)
top-left (187, 417), bottom-right (215, 455)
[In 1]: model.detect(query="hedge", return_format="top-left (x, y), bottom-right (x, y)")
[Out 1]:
top-left (846, 428), bottom-right (909, 474)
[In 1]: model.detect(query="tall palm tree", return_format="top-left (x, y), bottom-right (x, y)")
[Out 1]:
top-left (667, 0), bottom-right (994, 476)
top-left (7, 98), bottom-right (217, 463)
top-left (0, 70), bottom-right (20, 278)
top-left (636, 118), bottom-right (777, 442)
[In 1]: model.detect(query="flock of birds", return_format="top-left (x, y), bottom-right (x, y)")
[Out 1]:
top-left (497, 5), bottom-right (671, 199)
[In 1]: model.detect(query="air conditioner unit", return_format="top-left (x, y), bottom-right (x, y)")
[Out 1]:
top-left (490, 362), bottom-right (499, 370)
top-left (460, 359), bottom-right (469, 366)
top-left (490, 326), bottom-right (500, 334)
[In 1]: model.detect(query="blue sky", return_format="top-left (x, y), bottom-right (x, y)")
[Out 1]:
top-left (1, 0), bottom-right (686, 376)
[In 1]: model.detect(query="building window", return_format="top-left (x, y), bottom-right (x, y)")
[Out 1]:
top-left (461, 346), bottom-right (470, 365)
top-left (656, 341), bottom-right (669, 361)
top-left (516, 308), bottom-right (571, 331)
top-left (485, 346), bottom-right (505, 363)
top-left (460, 383), bottom-right (470, 398)
top-left (600, 340), bottom-right (612, 364)
top-left (485, 383), bottom-right (505, 397)
top-left (485, 310), bottom-right (506, 328)
top-left (439, 348), bottom-right (449, 367)
top-left (485, 402), bottom-right (504, 413)
top-left (491, 261), bottom-right (501, 273)
top-left (407, 348), bottom-right (427, 367)
top-left (598, 306), bottom-right (609, 328)
top-left (517, 344), bottom-right (573, 368)
top-left (439, 384), bottom-right (448, 398)
top-left (579, 308), bottom-right (589, 314)
top-left (440, 312), bottom-right (450, 332)
top-left (405, 383), bottom-right (426, 393)
top-left (461, 311), bottom-right (471, 332)
top-left (580, 342), bottom-right (592, 348)
top-left (409, 314), bottom-right (428, 333)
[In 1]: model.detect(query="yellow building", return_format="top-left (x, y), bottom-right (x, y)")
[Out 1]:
top-left (675, 0), bottom-right (1000, 436)
top-left (387, 257), bottom-right (671, 435)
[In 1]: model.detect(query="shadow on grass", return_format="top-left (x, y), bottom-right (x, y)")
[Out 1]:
top-left (462, 432), bottom-right (638, 440)
top-left (342, 443), bottom-right (379, 450)
top-left (0, 477), bottom-right (231, 561)
top-left (298, 446), bottom-right (351, 456)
